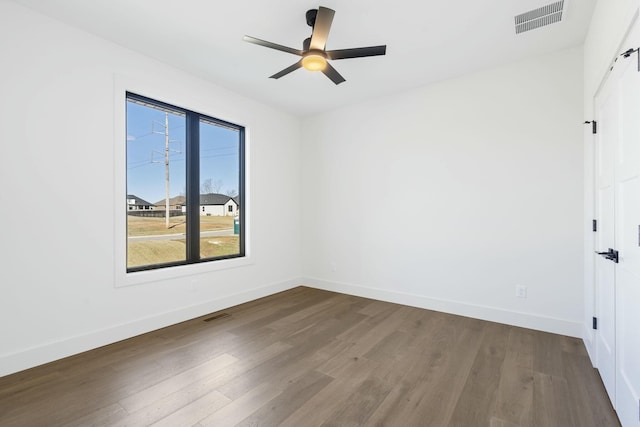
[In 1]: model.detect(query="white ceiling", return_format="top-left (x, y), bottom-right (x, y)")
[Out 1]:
top-left (11, 0), bottom-right (595, 116)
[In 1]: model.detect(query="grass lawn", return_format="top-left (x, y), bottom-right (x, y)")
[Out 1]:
top-left (127, 236), bottom-right (239, 268)
top-left (127, 215), bottom-right (234, 237)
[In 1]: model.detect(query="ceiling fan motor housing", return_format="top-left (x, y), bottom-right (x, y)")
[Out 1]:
top-left (306, 9), bottom-right (318, 27)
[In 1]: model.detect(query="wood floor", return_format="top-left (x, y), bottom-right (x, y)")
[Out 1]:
top-left (0, 287), bottom-right (619, 427)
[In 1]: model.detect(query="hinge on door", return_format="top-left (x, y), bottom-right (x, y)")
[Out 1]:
top-left (584, 121), bottom-right (597, 134)
top-left (593, 317), bottom-right (598, 330)
top-left (620, 47), bottom-right (640, 72)
top-left (592, 219), bottom-right (597, 232)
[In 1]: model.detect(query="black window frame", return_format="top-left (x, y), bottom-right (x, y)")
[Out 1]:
top-left (126, 92), bottom-right (245, 273)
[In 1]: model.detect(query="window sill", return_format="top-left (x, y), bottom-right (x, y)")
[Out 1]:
top-left (115, 255), bottom-right (253, 288)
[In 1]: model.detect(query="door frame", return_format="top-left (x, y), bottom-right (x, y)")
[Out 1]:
top-left (586, 12), bottom-right (640, 422)
top-left (585, 11), bottom-right (640, 366)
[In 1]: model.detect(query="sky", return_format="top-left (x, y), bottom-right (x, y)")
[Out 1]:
top-left (126, 99), bottom-right (240, 204)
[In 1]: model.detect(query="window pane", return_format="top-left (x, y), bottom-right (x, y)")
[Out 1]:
top-left (199, 119), bottom-right (241, 259)
top-left (126, 99), bottom-right (187, 269)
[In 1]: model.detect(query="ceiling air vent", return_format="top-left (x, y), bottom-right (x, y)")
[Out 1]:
top-left (515, 1), bottom-right (564, 34)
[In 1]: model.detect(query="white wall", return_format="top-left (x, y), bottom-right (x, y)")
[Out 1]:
top-left (202, 205), bottom-right (225, 216)
top-left (224, 200), bottom-right (238, 216)
top-left (0, 1), bottom-right (302, 376)
top-left (302, 47), bottom-right (585, 337)
top-left (0, 0), bottom-right (599, 377)
top-left (582, 0), bottom-right (639, 360)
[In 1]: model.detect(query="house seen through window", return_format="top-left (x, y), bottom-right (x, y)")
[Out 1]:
top-left (126, 93), bottom-right (244, 272)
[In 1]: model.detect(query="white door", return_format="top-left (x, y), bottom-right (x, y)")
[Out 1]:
top-left (594, 18), bottom-right (640, 426)
top-left (594, 68), bottom-right (617, 405)
top-left (614, 21), bottom-right (640, 427)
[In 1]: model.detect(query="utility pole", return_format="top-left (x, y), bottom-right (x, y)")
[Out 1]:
top-left (151, 112), bottom-right (172, 229)
top-left (164, 112), bottom-right (170, 229)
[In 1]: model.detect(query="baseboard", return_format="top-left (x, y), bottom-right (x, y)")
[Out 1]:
top-left (303, 277), bottom-right (583, 338)
top-left (0, 278), bottom-right (301, 377)
top-left (582, 324), bottom-right (596, 366)
top-left (3, 276), bottom-right (585, 377)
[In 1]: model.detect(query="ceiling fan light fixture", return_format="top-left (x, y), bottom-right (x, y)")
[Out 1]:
top-left (302, 52), bottom-right (327, 71)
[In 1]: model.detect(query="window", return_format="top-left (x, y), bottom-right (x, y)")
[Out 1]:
top-left (126, 92), bottom-right (244, 272)
top-left (228, 205), bottom-right (233, 213)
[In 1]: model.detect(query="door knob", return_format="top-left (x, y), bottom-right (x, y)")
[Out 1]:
top-left (596, 248), bottom-right (619, 263)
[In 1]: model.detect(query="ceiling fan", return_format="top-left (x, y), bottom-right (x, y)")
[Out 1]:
top-left (243, 6), bottom-right (386, 85)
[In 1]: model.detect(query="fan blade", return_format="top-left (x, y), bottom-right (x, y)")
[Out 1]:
top-left (310, 7), bottom-right (335, 50)
top-left (269, 60), bottom-right (303, 79)
top-left (322, 62), bottom-right (346, 85)
top-left (243, 36), bottom-right (303, 56)
top-left (326, 45), bottom-right (387, 60)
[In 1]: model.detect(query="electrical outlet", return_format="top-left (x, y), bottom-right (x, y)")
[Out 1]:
top-left (516, 285), bottom-right (527, 299)
top-left (330, 262), bottom-right (337, 272)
